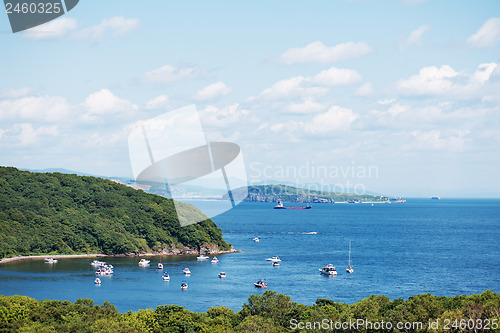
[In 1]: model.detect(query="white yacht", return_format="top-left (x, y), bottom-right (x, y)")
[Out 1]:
top-left (157, 263), bottom-right (163, 269)
top-left (183, 268), bottom-right (191, 275)
top-left (211, 256), bottom-right (219, 263)
top-left (197, 255), bottom-right (209, 260)
top-left (94, 278), bottom-right (101, 285)
top-left (138, 259), bottom-right (150, 266)
top-left (163, 272), bottom-right (170, 281)
top-left (44, 258), bottom-right (58, 264)
top-left (319, 264), bottom-right (337, 276)
top-left (218, 272), bottom-right (226, 278)
top-left (265, 256), bottom-right (281, 262)
top-left (181, 282), bottom-right (188, 290)
top-left (253, 237), bottom-right (260, 242)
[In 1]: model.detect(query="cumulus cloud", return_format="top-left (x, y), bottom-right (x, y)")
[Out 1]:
top-left (397, 25), bottom-right (431, 49)
top-left (0, 95), bottom-right (72, 122)
top-left (397, 63), bottom-right (498, 97)
top-left (304, 106), bottom-right (359, 135)
top-left (279, 41), bottom-right (374, 65)
top-left (253, 66), bottom-right (362, 101)
top-left (15, 123), bottom-right (59, 146)
top-left (282, 99), bottom-right (326, 114)
top-left (404, 130), bottom-right (470, 152)
top-left (397, 65), bottom-right (458, 95)
top-left (23, 17), bottom-right (77, 40)
top-left (83, 89), bottom-right (138, 115)
top-left (199, 103), bottom-right (249, 127)
top-left (0, 87), bottom-right (32, 99)
top-left (467, 17), bottom-right (500, 49)
top-left (145, 94), bottom-right (170, 110)
top-left (142, 65), bottom-right (201, 84)
top-left (193, 82), bottom-right (231, 101)
top-left (73, 16), bottom-right (140, 43)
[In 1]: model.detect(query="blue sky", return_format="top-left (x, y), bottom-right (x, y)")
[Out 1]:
top-left (1, 0), bottom-right (499, 197)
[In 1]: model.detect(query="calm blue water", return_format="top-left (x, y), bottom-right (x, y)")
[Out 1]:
top-left (0, 199), bottom-right (499, 313)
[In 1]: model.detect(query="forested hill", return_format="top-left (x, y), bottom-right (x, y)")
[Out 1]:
top-left (0, 167), bottom-right (231, 259)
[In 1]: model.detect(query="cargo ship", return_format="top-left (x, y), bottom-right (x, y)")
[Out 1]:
top-left (273, 201), bottom-right (311, 210)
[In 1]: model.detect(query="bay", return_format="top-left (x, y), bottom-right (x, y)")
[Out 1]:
top-left (0, 198), bottom-right (499, 313)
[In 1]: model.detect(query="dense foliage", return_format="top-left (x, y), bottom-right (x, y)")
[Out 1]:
top-left (225, 185), bottom-right (390, 203)
top-left (0, 290), bottom-right (498, 332)
top-left (0, 167), bottom-right (230, 258)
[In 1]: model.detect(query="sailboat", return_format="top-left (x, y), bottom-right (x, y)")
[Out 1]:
top-left (346, 240), bottom-right (354, 274)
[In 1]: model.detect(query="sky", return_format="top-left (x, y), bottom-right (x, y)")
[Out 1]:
top-left (0, 0), bottom-right (499, 198)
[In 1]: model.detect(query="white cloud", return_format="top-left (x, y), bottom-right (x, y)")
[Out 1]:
top-left (467, 17), bottom-right (500, 49)
top-left (193, 82), bottom-right (231, 101)
top-left (145, 94), bottom-right (170, 110)
top-left (377, 98), bottom-right (396, 105)
top-left (404, 130), bottom-right (470, 152)
top-left (15, 123), bottom-right (59, 146)
top-left (397, 25), bottom-right (431, 49)
top-left (279, 41), bottom-right (374, 65)
top-left (397, 65), bottom-right (458, 95)
top-left (355, 82), bottom-right (374, 96)
top-left (143, 65), bottom-right (201, 84)
top-left (23, 17), bottom-right (77, 40)
top-left (0, 95), bottom-right (72, 122)
top-left (199, 103), bottom-right (249, 127)
top-left (73, 17), bottom-right (140, 43)
top-left (253, 66), bottom-right (362, 101)
top-left (83, 89), bottom-right (138, 115)
top-left (0, 87), bottom-right (32, 99)
top-left (282, 99), bottom-right (326, 114)
top-left (304, 106), bottom-right (359, 135)
top-left (312, 67), bottom-right (363, 86)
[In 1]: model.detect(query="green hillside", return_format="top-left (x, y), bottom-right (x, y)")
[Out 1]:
top-left (0, 167), bottom-right (230, 259)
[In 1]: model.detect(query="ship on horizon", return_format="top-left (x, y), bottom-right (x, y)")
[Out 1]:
top-left (274, 201), bottom-right (311, 210)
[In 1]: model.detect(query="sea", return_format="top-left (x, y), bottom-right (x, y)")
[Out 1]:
top-left (0, 198), bottom-right (499, 313)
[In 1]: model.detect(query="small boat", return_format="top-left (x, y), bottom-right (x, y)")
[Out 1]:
top-left (138, 259), bottom-right (150, 266)
top-left (211, 256), bottom-right (219, 263)
top-left (181, 282), bottom-right (188, 290)
top-left (183, 268), bottom-right (191, 275)
top-left (431, 196), bottom-right (440, 200)
top-left (94, 278), bottom-right (101, 285)
top-left (218, 272), bottom-right (226, 278)
top-left (272, 261), bottom-right (280, 267)
top-left (163, 272), bottom-right (170, 281)
top-left (253, 237), bottom-right (260, 242)
top-left (44, 258), bottom-right (58, 264)
top-left (346, 240), bottom-right (354, 274)
top-left (157, 263), bottom-right (163, 269)
top-left (265, 256), bottom-right (281, 262)
top-left (197, 255), bottom-right (209, 260)
top-left (319, 264), bottom-right (337, 276)
top-left (254, 280), bottom-right (267, 288)
top-left (91, 260), bottom-right (106, 266)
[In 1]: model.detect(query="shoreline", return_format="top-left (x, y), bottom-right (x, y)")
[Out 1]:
top-left (0, 248), bottom-right (240, 265)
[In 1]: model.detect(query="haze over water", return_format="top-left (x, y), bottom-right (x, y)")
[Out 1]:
top-left (1, 199), bottom-right (499, 313)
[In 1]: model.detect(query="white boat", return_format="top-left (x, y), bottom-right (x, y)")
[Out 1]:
top-left (181, 282), bottom-right (188, 290)
top-left (163, 272), bottom-right (170, 281)
top-left (157, 263), bottom-right (163, 269)
top-left (265, 256), bottom-right (281, 262)
top-left (319, 264), bottom-right (337, 276)
top-left (254, 280), bottom-right (267, 288)
top-left (346, 240), bottom-right (354, 274)
top-left (272, 261), bottom-right (280, 267)
top-left (211, 256), bottom-right (219, 263)
top-left (44, 258), bottom-right (58, 264)
top-left (91, 260), bottom-right (106, 266)
top-left (138, 259), bottom-right (150, 266)
top-left (183, 268), bottom-right (191, 275)
top-left (94, 278), bottom-right (101, 285)
top-left (253, 237), bottom-right (260, 242)
top-left (218, 272), bottom-right (226, 278)
top-left (197, 255), bottom-right (209, 260)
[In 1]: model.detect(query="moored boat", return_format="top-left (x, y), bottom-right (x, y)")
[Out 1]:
top-left (254, 280), bottom-right (267, 288)
top-left (211, 256), bottom-right (219, 263)
top-left (94, 278), bottom-right (101, 285)
top-left (265, 256), bottom-right (281, 262)
top-left (158, 263), bottom-right (163, 269)
top-left (183, 268), bottom-right (191, 275)
top-left (253, 237), bottom-right (260, 242)
top-left (44, 258), bottom-right (58, 264)
top-left (181, 282), bottom-right (188, 290)
top-left (138, 259), bottom-right (150, 266)
top-left (197, 255), bottom-right (209, 260)
top-left (319, 264), bottom-right (337, 276)
top-left (163, 272), bottom-right (170, 281)
top-left (218, 272), bottom-right (226, 278)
